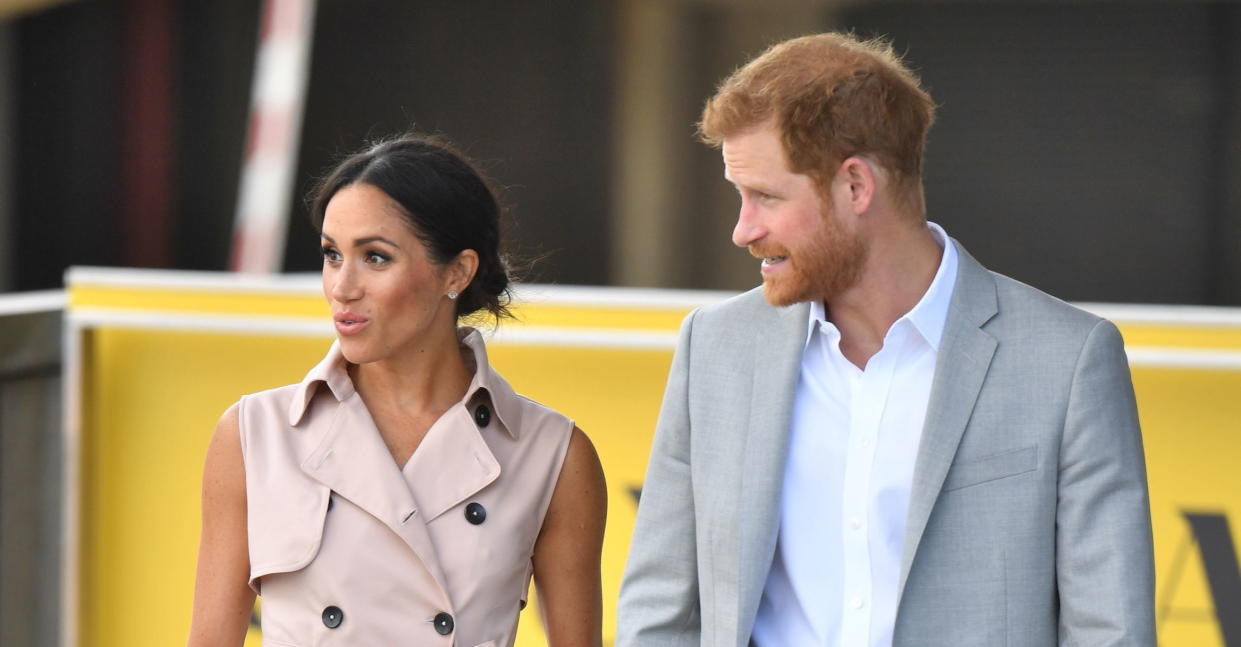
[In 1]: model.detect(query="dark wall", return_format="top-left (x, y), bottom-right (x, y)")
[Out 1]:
top-left (288, 0), bottom-right (615, 284)
top-left (11, 0), bottom-right (614, 288)
top-left (839, 2), bottom-right (1238, 305)
top-left (15, 1), bottom-right (124, 289)
top-left (173, 0), bottom-right (260, 272)
top-left (7, 1), bottom-right (1241, 305)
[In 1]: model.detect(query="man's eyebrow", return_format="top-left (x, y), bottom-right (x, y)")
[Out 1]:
top-left (730, 179), bottom-right (778, 195)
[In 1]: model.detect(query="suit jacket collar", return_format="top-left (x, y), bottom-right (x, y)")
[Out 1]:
top-left (735, 296), bottom-right (810, 646)
top-left (898, 240), bottom-right (999, 596)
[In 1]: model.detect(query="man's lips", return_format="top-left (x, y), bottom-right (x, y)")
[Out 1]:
top-left (751, 248), bottom-right (789, 273)
top-left (334, 312), bottom-right (369, 335)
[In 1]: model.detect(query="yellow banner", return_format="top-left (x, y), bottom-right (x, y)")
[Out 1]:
top-left (65, 270), bottom-right (1241, 646)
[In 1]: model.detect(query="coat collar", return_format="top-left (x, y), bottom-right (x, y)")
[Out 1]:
top-left (287, 326), bottom-right (523, 438)
top-left (287, 326), bottom-right (517, 602)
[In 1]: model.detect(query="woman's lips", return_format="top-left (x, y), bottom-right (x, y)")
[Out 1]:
top-left (334, 312), bottom-right (369, 335)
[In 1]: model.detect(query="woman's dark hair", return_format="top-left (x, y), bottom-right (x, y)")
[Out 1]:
top-left (309, 133), bottom-right (513, 321)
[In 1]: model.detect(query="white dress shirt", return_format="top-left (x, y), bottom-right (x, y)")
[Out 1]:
top-left (751, 223), bottom-right (958, 647)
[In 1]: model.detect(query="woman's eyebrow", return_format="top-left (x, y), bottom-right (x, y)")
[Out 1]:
top-left (319, 233), bottom-right (401, 249)
top-left (354, 236), bottom-right (401, 249)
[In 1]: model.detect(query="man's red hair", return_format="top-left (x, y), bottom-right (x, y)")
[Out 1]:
top-left (699, 33), bottom-right (936, 213)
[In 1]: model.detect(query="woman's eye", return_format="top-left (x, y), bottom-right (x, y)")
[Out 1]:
top-left (321, 246), bottom-right (341, 262)
top-left (366, 251), bottom-right (391, 265)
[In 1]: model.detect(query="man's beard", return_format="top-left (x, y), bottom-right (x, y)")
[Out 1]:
top-left (754, 209), bottom-right (866, 307)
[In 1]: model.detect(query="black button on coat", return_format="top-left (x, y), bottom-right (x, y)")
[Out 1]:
top-left (434, 612), bottom-right (455, 635)
top-left (474, 404), bottom-right (491, 427)
top-left (322, 606), bottom-right (343, 628)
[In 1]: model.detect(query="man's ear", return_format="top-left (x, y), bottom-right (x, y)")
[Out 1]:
top-left (448, 249), bottom-right (480, 295)
top-left (838, 156), bottom-right (877, 215)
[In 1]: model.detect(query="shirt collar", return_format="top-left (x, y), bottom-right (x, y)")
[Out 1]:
top-left (804, 221), bottom-right (958, 351)
top-left (287, 326), bottom-right (524, 438)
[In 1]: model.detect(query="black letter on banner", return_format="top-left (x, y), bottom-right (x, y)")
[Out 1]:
top-left (1184, 512), bottom-right (1241, 646)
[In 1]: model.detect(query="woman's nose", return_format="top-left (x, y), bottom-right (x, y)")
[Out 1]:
top-left (329, 265), bottom-right (362, 302)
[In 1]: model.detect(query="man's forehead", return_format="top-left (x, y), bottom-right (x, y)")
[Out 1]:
top-left (723, 126), bottom-right (788, 167)
top-left (724, 137), bottom-right (800, 189)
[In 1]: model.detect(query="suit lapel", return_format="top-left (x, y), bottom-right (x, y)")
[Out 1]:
top-left (300, 392), bottom-right (452, 595)
top-left (898, 243), bottom-right (998, 596)
top-left (734, 299), bottom-right (809, 647)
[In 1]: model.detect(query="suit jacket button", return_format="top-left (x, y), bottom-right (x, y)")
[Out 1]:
top-left (474, 403), bottom-right (491, 427)
top-left (321, 605), bottom-right (343, 628)
top-left (433, 612), bottom-right (454, 635)
top-left (465, 502), bottom-right (487, 525)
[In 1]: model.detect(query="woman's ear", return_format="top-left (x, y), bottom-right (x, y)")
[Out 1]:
top-left (448, 249), bottom-right (480, 294)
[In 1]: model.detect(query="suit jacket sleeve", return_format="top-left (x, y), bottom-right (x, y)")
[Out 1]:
top-left (1056, 319), bottom-right (1156, 645)
top-left (616, 311), bottom-right (702, 647)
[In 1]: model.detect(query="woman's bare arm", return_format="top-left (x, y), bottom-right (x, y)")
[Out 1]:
top-left (532, 425), bottom-right (608, 647)
top-left (187, 404), bottom-right (255, 646)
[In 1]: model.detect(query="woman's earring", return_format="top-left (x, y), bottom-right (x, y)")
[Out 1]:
top-left (447, 290), bottom-right (459, 300)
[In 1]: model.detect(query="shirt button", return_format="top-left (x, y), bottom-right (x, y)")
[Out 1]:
top-left (322, 605), bottom-right (343, 628)
top-left (433, 612), bottom-right (454, 635)
top-left (849, 517), bottom-right (861, 530)
top-left (474, 404), bottom-right (491, 427)
top-left (465, 502), bottom-right (487, 525)
top-left (851, 596), bottom-right (864, 610)
top-left (860, 436), bottom-right (871, 448)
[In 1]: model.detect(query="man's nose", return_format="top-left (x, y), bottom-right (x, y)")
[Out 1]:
top-left (731, 200), bottom-right (764, 248)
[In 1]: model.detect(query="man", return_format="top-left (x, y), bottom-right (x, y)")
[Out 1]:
top-left (617, 33), bottom-right (1154, 647)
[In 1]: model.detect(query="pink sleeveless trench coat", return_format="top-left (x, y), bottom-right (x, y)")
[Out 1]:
top-left (238, 328), bottom-right (573, 646)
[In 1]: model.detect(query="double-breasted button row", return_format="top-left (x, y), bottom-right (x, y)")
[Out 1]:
top-left (322, 605), bottom-right (454, 636)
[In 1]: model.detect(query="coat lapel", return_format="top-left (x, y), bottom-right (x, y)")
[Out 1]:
top-left (402, 401), bottom-right (501, 522)
top-left (403, 328), bottom-right (504, 522)
top-left (734, 299), bottom-right (809, 647)
top-left (300, 392), bottom-right (452, 596)
top-left (898, 243), bottom-right (998, 596)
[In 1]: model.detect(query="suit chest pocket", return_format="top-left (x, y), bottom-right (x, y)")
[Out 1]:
top-left (942, 445), bottom-right (1038, 492)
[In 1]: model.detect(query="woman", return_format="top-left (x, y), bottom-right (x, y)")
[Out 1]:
top-left (188, 134), bottom-right (607, 646)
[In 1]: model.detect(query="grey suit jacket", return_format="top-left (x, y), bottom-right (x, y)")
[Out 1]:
top-left (616, 242), bottom-right (1155, 647)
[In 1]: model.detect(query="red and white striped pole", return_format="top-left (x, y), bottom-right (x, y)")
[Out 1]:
top-left (230, 0), bottom-right (317, 273)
